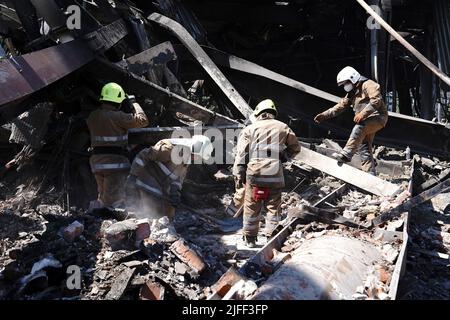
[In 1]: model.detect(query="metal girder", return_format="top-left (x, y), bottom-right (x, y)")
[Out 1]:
top-left (191, 47), bottom-right (450, 158)
top-left (0, 19), bottom-right (128, 124)
top-left (148, 13), bottom-right (254, 120)
top-left (92, 58), bottom-right (239, 126)
top-left (0, 40), bottom-right (94, 124)
top-left (118, 41), bottom-right (178, 76)
top-left (295, 147), bottom-right (401, 197)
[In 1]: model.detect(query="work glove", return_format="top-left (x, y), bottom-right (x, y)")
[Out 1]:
top-left (314, 113), bottom-right (326, 123)
top-left (125, 94), bottom-right (137, 104)
top-left (122, 95), bottom-right (137, 113)
top-left (353, 113), bottom-right (365, 124)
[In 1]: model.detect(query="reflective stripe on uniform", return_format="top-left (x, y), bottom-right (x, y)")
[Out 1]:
top-left (243, 215), bottom-right (260, 223)
top-left (135, 179), bottom-right (164, 196)
top-left (93, 163), bottom-right (130, 171)
top-left (156, 161), bottom-right (179, 181)
top-left (94, 134), bottom-right (128, 142)
top-left (253, 144), bottom-right (282, 152)
top-left (135, 157), bottom-right (145, 167)
top-left (243, 224), bottom-right (259, 231)
top-left (253, 176), bottom-right (284, 183)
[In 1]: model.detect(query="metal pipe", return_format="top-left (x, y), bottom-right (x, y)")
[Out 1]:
top-left (355, 0), bottom-right (450, 87)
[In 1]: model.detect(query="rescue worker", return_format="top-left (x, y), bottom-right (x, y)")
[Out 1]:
top-left (128, 135), bottom-right (213, 220)
top-left (87, 82), bottom-right (149, 213)
top-left (234, 99), bottom-right (301, 247)
top-left (314, 66), bottom-right (388, 174)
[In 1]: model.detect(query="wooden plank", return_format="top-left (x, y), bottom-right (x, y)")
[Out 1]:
top-left (295, 147), bottom-right (401, 197)
top-left (94, 58), bottom-right (238, 126)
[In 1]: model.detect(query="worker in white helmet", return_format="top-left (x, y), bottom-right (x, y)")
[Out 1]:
top-left (127, 135), bottom-right (213, 220)
top-left (314, 66), bottom-right (388, 174)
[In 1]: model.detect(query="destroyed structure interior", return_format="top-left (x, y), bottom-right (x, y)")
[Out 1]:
top-left (1, 0), bottom-right (450, 300)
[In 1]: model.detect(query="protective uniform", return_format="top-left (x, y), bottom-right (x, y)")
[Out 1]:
top-left (315, 67), bottom-right (388, 173)
top-left (87, 83), bottom-right (148, 209)
top-left (129, 136), bottom-right (213, 220)
top-left (234, 100), bottom-right (301, 245)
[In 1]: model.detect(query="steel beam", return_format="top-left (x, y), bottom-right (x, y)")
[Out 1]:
top-left (148, 13), bottom-right (254, 120)
top-left (93, 58), bottom-right (239, 126)
top-left (192, 47), bottom-right (450, 158)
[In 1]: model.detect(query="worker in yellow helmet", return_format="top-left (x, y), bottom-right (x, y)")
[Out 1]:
top-left (86, 82), bottom-right (149, 215)
top-left (233, 99), bottom-right (301, 247)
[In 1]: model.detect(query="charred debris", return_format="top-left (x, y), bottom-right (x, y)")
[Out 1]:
top-left (0, 0), bottom-right (450, 300)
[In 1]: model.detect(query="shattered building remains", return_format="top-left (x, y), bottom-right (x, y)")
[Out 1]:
top-left (0, 0), bottom-right (449, 301)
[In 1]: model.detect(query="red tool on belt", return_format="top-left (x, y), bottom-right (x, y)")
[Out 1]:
top-left (253, 186), bottom-right (270, 201)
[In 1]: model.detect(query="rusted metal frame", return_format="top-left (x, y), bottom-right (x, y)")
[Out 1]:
top-left (93, 58), bottom-right (239, 126)
top-left (117, 41), bottom-right (178, 76)
top-left (294, 147), bottom-right (401, 197)
top-left (0, 40), bottom-right (94, 111)
top-left (147, 13), bottom-right (253, 120)
top-left (82, 18), bottom-right (128, 52)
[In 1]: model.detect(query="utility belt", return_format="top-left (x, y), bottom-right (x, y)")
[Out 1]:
top-left (91, 146), bottom-right (128, 157)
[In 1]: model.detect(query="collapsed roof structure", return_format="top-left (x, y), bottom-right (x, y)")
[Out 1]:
top-left (0, 0), bottom-right (449, 300)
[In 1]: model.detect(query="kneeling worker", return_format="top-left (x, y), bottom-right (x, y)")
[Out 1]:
top-left (234, 99), bottom-right (301, 247)
top-left (314, 66), bottom-right (388, 174)
top-left (87, 82), bottom-right (149, 213)
top-left (129, 135), bottom-right (213, 220)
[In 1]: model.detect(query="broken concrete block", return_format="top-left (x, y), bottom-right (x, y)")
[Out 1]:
top-left (170, 239), bottom-right (206, 274)
top-left (135, 219), bottom-right (151, 243)
top-left (382, 244), bottom-right (399, 264)
top-left (174, 261), bottom-right (188, 275)
top-left (149, 217), bottom-right (179, 243)
top-left (105, 219), bottom-right (138, 250)
top-left (62, 221), bottom-right (84, 242)
top-left (139, 281), bottom-right (165, 300)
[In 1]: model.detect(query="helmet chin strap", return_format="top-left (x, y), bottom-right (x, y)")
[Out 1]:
top-left (344, 83), bottom-right (354, 92)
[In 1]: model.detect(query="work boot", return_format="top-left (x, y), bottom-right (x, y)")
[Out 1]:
top-left (332, 152), bottom-right (352, 163)
top-left (243, 235), bottom-right (257, 248)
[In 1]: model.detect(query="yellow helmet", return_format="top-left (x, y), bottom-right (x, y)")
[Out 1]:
top-left (253, 99), bottom-right (277, 117)
top-left (100, 82), bottom-right (126, 104)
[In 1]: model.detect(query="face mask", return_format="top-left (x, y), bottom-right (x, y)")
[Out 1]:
top-left (344, 83), bottom-right (354, 92)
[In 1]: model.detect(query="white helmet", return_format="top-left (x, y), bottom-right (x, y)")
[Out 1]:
top-left (168, 135), bottom-right (213, 161)
top-left (191, 135), bottom-right (214, 161)
top-left (337, 66), bottom-right (361, 86)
